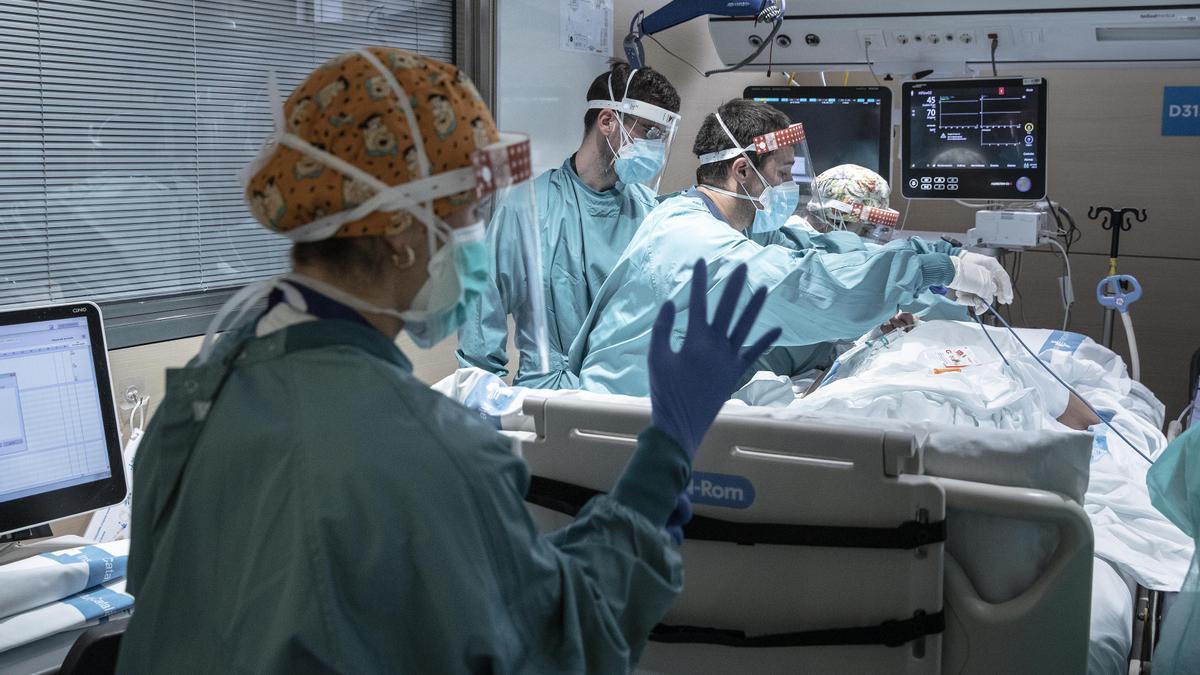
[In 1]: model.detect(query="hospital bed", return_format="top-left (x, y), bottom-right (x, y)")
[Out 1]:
top-left (514, 395), bottom-right (1095, 675)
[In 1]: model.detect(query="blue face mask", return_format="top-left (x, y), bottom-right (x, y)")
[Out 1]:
top-left (613, 137), bottom-right (667, 186)
top-left (747, 179), bottom-right (800, 234)
top-left (401, 223), bottom-right (490, 348)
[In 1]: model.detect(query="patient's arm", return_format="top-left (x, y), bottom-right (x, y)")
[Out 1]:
top-left (1057, 393), bottom-right (1101, 430)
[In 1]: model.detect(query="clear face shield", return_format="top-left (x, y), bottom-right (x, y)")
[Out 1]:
top-left (212, 48), bottom-right (551, 369)
top-left (471, 139), bottom-right (551, 373)
top-left (696, 117), bottom-right (818, 234)
top-left (587, 69), bottom-right (681, 193)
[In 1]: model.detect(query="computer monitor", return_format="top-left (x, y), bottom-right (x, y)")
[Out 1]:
top-left (901, 77), bottom-right (1048, 201)
top-left (0, 302), bottom-right (126, 537)
top-left (743, 85), bottom-right (892, 184)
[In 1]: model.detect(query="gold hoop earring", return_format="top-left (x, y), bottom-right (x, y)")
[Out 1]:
top-left (392, 246), bottom-right (416, 270)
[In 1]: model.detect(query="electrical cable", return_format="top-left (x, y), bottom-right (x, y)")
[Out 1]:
top-left (1060, 204), bottom-right (1081, 252)
top-left (990, 35), bottom-right (999, 76)
top-left (1045, 195), bottom-right (1064, 235)
top-left (706, 16), bottom-right (783, 76)
top-left (819, 70), bottom-right (827, 86)
top-left (643, 33), bottom-right (706, 79)
top-left (766, 29), bottom-right (776, 78)
top-left (1175, 404), bottom-right (1194, 428)
top-left (955, 199), bottom-right (993, 209)
top-left (865, 41), bottom-right (881, 86)
top-left (975, 299), bottom-right (1155, 465)
top-left (1012, 252), bottom-right (1027, 326)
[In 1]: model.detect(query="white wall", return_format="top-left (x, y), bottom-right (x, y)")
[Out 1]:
top-left (495, 0), bottom-right (611, 176)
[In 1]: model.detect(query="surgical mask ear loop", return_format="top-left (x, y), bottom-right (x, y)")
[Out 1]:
top-left (604, 68), bottom-right (642, 166)
top-left (714, 111), bottom-right (769, 208)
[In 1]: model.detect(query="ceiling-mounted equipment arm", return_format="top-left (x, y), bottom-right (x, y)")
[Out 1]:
top-left (643, 0), bottom-right (775, 35)
top-left (624, 0), bottom-right (785, 70)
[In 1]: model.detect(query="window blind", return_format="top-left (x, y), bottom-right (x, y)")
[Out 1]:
top-left (0, 0), bottom-right (455, 310)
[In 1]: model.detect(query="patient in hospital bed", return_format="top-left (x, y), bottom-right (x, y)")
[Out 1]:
top-left (743, 316), bottom-right (1093, 427)
top-left (437, 317), bottom-right (1192, 674)
top-left (732, 318), bottom-right (1193, 675)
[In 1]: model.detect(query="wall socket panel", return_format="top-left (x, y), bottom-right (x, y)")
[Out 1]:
top-left (884, 26), bottom-right (1014, 48)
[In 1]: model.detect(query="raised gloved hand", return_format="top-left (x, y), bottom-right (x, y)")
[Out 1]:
top-left (948, 251), bottom-right (1014, 314)
top-left (649, 259), bottom-right (782, 457)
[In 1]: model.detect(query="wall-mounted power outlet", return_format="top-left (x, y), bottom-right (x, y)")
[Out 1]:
top-left (857, 29), bottom-right (884, 50)
top-left (117, 377), bottom-right (147, 411)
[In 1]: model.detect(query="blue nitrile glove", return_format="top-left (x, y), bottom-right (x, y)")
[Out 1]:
top-left (649, 258), bottom-right (783, 457)
top-left (665, 492), bottom-right (693, 545)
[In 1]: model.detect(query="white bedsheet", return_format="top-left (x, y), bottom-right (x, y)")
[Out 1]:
top-left (729, 321), bottom-right (1193, 593)
top-left (434, 322), bottom-right (1193, 594)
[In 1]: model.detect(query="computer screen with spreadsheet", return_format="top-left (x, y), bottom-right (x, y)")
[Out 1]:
top-left (0, 303), bottom-right (125, 535)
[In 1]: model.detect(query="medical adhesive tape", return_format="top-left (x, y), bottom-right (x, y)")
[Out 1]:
top-left (473, 135), bottom-right (531, 197)
top-left (753, 123), bottom-right (806, 153)
top-left (857, 205), bottom-right (900, 227)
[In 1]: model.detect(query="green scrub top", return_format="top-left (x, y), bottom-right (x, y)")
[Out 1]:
top-left (117, 316), bottom-right (689, 674)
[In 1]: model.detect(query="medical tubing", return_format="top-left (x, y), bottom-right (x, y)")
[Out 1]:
top-left (979, 301), bottom-right (1154, 465)
top-left (1046, 238), bottom-right (1073, 331)
top-left (970, 313), bottom-right (1012, 368)
top-left (1121, 312), bottom-right (1140, 382)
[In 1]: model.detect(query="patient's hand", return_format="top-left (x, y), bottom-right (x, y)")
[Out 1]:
top-left (879, 312), bottom-right (917, 336)
top-left (1057, 393), bottom-right (1101, 431)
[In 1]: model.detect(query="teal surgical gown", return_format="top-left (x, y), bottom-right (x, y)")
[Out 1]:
top-left (117, 314), bottom-right (689, 673)
top-left (568, 191), bottom-right (957, 396)
top-left (457, 157), bottom-right (659, 389)
top-left (746, 224), bottom-right (967, 380)
top-left (1147, 425), bottom-right (1200, 674)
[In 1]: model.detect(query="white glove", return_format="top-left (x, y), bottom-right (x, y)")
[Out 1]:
top-left (948, 251), bottom-right (1014, 314)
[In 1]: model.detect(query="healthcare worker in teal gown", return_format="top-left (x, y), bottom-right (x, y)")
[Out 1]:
top-left (569, 100), bottom-right (1014, 397)
top-left (748, 164), bottom-right (970, 381)
top-left (116, 49), bottom-right (777, 674)
top-left (1147, 423), bottom-right (1200, 673)
top-left (456, 62), bottom-right (681, 388)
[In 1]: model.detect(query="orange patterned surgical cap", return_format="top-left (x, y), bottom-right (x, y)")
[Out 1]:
top-left (244, 47), bottom-right (498, 239)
